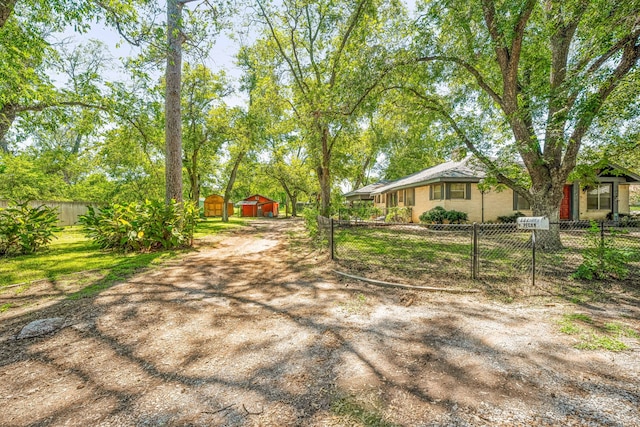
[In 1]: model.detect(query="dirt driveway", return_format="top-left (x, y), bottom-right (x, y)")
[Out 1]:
top-left (1, 219), bottom-right (639, 426)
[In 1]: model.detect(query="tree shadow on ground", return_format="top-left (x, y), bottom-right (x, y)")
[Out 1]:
top-left (0, 221), bottom-right (638, 426)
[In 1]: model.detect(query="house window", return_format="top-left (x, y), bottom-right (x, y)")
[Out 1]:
top-left (513, 191), bottom-right (531, 210)
top-left (405, 188), bottom-right (415, 206)
top-left (448, 183), bottom-right (466, 199)
top-left (375, 195), bottom-right (380, 203)
top-left (431, 183), bottom-right (443, 200)
top-left (587, 184), bottom-right (612, 210)
top-left (399, 190), bottom-right (404, 203)
top-left (388, 192), bottom-right (397, 207)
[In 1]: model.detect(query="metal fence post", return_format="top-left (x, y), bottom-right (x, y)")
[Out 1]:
top-left (329, 217), bottom-right (335, 260)
top-left (532, 230), bottom-right (536, 288)
top-left (472, 222), bottom-right (478, 279)
top-left (600, 220), bottom-right (605, 272)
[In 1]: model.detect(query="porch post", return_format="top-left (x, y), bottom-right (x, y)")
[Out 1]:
top-left (612, 182), bottom-right (619, 221)
top-left (572, 180), bottom-right (580, 221)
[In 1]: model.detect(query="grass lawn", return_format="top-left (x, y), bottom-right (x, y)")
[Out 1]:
top-left (631, 205), bottom-right (640, 212)
top-left (193, 216), bottom-right (247, 238)
top-left (0, 216), bottom-right (248, 289)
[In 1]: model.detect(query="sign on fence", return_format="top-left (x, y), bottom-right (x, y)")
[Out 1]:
top-left (516, 216), bottom-right (549, 230)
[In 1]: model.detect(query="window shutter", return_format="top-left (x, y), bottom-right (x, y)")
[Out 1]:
top-left (430, 186), bottom-right (433, 200)
top-left (513, 190), bottom-right (517, 210)
top-left (466, 183), bottom-right (471, 200)
top-left (445, 183), bottom-right (451, 200)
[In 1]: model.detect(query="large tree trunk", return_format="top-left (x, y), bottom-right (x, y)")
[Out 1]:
top-left (222, 151), bottom-right (245, 222)
top-left (0, 0), bottom-right (16, 29)
top-left (164, 0), bottom-right (184, 204)
top-left (0, 104), bottom-right (16, 153)
top-left (318, 126), bottom-right (331, 217)
top-left (187, 149), bottom-right (199, 204)
top-left (290, 193), bottom-right (298, 217)
top-left (530, 185), bottom-right (565, 250)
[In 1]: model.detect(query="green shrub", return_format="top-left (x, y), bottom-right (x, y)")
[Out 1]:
top-left (79, 200), bottom-right (199, 252)
top-left (385, 207), bottom-right (412, 223)
top-left (420, 206), bottom-right (446, 223)
top-left (340, 205), bottom-right (382, 221)
top-left (419, 206), bottom-right (468, 224)
top-left (444, 209), bottom-right (468, 224)
top-left (301, 207), bottom-right (320, 237)
top-left (497, 211), bottom-right (525, 223)
top-left (573, 221), bottom-right (633, 280)
top-left (0, 201), bottom-right (60, 256)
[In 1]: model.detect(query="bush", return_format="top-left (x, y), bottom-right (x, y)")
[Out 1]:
top-left (573, 221), bottom-right (633, 280)
top-left (301, 207), bottom-right (320, 237)
top-left (339, 205), bottom-right (382, 222)
top-left (419, 206), bottom-right (447, 223)
top-left (497, 211), bottom-right (526, 223)
top-left (445, 209), bottom-right (468, 224)
top-left (385, 207), bottom-right (412, 223)
top-left (419, 206), bottom-right (468, 224)
top-left (0, 201), bottom-right (60, 256)
top-left (79, 200), bottom-right (199, 252)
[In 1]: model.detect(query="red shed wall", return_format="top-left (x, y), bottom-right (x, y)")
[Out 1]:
top-left (241, 205), bottom-right (257, 217)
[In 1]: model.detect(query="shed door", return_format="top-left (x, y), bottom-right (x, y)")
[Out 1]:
top-left (560, 185), bottom-right (572, 220)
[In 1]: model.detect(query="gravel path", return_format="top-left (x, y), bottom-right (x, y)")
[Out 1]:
top-left (0, 219), bottom-right (639, 426)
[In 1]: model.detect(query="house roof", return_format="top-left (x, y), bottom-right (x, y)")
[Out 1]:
top-left (241, 194), bottom-right (278, 203)
top-left (362, 157), bottom-right (640, 196)
top-left (371, 157), bottom-right (485, 194)
top-left (343, 181), bottom-right (391, 200)
top-left (597, 163), bottom-right (640, 183)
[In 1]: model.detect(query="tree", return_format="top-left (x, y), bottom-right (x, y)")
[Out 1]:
top-left (411, 0), bottom-right (640, 248)
top-left (181, 64), bottom-right (230, 203)
top-left (253, 0), bottom-right (407, 216)
top-left (164, 0), bottom-right (184, 203)
top-left (266, 134), bottom-right (314, 217)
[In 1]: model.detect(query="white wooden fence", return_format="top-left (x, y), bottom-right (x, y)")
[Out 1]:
top-left (0, 200), bottom-right (99, 226)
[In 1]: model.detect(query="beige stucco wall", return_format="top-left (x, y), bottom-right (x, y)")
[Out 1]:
top-left (375, 184), bottom-right (531, 223)
top-left (451, 186), bottom-right (533, 223)
top-left (578, 186), bottom-right (608, 220)
top-left (373, 180), bottom-right (633, 223)
top-left (619, 184), bottom-right (630, 215)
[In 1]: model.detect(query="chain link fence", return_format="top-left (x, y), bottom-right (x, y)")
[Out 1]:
top-left (318, 216), bottom-right (640, 289)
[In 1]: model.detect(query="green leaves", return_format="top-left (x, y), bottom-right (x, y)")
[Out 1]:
top-left (0, 201), bottom-right (60, 256)
top-left (78, 200), bottom-right (199, 252)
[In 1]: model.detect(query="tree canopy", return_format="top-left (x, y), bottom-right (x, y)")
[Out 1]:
top-left (0, 0), bottom-right (638, 223)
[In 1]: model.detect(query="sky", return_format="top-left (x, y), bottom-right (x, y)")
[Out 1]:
top-left (56, 12), bottom-right (249, 107)
top-left (54, 0), bottom-right (418, 108)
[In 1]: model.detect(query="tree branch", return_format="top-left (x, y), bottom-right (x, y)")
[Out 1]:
top-left (416, 55), bottom-right (503, 108)
top-left (481, 0), bottom-right (509, 74)
top-left (255, 0), bottom-right (309, 98)
top-left (329, 0), bottom-right (369, 88)
top-left (561, 38), bottom-right (640, 178)
top-left (387, 85), bottom-right (526, 196)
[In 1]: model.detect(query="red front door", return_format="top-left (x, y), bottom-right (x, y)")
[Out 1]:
top-left (560, 185), bottom-right (572, 220)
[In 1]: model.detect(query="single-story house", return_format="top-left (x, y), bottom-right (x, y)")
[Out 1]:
top-left (203, 194), bottom-right (234, 217)
top-left (237, 194), bottom-right (279, 218)
top-left (366, 157), bottom-right (640, 223)
top-left (343, 181), bottom-right (391, 203)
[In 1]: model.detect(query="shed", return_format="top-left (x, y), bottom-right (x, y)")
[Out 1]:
top-left (237, 194), bottom-right (279, 218)
top-left (203, 194), bottom-right (234, 217)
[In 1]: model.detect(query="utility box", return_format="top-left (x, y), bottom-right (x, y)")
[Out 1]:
top-left (516, 216), bottom-right (550, 230)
